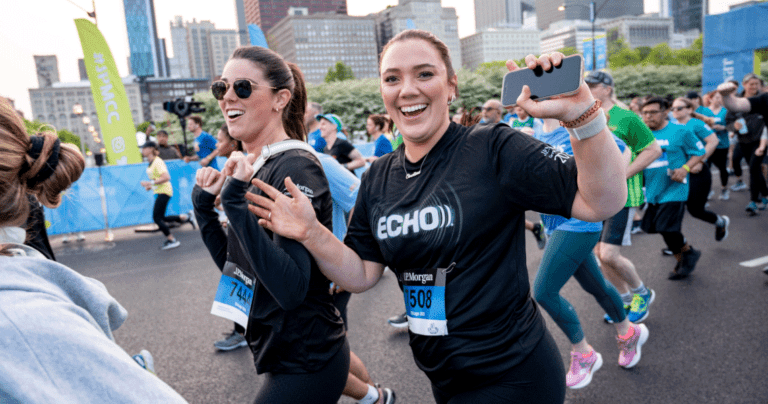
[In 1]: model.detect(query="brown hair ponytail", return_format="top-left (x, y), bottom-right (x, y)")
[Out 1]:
top-left (0, 100), bottom-right (85, 231)
top-left (283, 62), bottom-right (307, 141)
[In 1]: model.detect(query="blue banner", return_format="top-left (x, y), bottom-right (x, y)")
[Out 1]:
top-left (583, 40), bottom-right (593, 71)
top-left (248, 24), bottom-right (268, 48)
top-left (702, 51), bottom-right (755, 93)
top-left (583, 35), bottom-right (606, 72)
top-left (703, 4), bottom-right (768, 57)
top-left (595, 35), bottom-right (607, 71)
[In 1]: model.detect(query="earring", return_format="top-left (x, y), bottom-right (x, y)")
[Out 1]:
top-left (274, 107), bottom-right (279, 112)
top-left (448, 95), bottom-right (456, 105)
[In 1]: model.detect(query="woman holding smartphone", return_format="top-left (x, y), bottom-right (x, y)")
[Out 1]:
top-left (245, 30), bottom-right (627, 403)
top-left (192, 46), bottom-right (348, 404)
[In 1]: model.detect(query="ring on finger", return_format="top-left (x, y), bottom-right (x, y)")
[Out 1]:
top-left (268, 212), bottom-right (272, 220)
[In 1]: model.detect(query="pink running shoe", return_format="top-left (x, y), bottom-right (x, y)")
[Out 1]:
top-left (566, 350), bottom-right (603, 389)
top-left (617, 324), bottom-right (649, 368)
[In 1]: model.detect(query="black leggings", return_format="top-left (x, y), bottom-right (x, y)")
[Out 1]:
top-left (738, 141), bottom-right (768, 202)
top-left (709, 148), bottom-right (729, 187)
top-left (732, 142), bottom-right (745, 178)
top-left (431, 330), bottom-right (565, 404)
top-left (661, 232), bottom-right (686, 254)
top-left (252, 338), bottom-right (349, 404)
top-left (686, 166), bottom-right (718, 224)
top-left (153, 194), bottom-right (183, 237)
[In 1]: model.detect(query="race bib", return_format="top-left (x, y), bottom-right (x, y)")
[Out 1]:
top-left (211, 261), bottom-right (255, 331)
top-left (400, 263), bottom-right (454, 336)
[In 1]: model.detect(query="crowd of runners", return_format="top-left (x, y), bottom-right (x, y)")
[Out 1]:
top-left (2, 28), bottom-right (768, 404)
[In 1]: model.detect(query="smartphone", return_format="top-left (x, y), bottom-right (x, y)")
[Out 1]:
top-left (501, 54), bottom-right (583, 107)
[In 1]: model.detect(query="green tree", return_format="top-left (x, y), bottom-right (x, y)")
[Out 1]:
top-left (556, 46), bottom-right (579, 56)
top-left (635, 46), bottom-right (653, 62)
top-left (609, 48), bottom-right (642, 68)
top-left (324, 61), bottom-right (355, 83)
top-left (56, 129), bottom-right (85, 151)
top-left (608, 31), bottom-right (629, 58)
top-left (643, 43), bottom-right (681, 66)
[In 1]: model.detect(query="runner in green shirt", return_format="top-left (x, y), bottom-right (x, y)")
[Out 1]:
top-left (586, 71), bottom-right (663, 324)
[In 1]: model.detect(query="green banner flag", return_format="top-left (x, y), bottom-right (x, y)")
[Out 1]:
top-left (75, 18), bottom-right (142, 165)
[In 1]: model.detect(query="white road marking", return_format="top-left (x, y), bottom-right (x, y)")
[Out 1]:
top-left (739, 255), bottom-right (768, 268)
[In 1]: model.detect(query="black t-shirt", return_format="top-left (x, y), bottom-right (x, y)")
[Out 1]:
top-left (220, 149), bottom-right (345, 375)
top-left (344, 122), bottom-right (579, 389)
top-left (328, 138), bottom-right (356, 168)
top-left (749, 93), bottom-right (768, 128)
top-left (24, 195), bottom-right (55, 261)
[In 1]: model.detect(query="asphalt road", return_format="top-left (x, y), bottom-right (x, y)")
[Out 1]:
top-left (54, 185), bottom-right (768, 404)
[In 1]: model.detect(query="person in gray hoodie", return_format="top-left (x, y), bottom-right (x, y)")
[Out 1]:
top-left (0, 99), bottom-right (187, 404)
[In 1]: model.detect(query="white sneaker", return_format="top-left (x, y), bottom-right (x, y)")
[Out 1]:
top-left (719, 189), bottom-right (730, 200)
top-left (161, 239), bottom-right (180, 250)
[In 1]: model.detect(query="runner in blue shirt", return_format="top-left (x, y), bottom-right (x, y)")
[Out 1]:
top-left (365, 114), bottom-right (394, 164)
top-left (184, 115), bottom-right (219, 170)
top-left (306, 101), bottom-right (327, 152)
top-left (533, 117), bottom-right (649, 389)
top-left (700, 91), bottom-right (732, 200)
top-left (640, 97), bottom-right (706, 280)
top-left (671, 97), bottom-right (729, 243)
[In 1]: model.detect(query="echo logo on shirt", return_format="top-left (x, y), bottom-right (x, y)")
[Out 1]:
top-left (376, 205), bottom-right (455, 240)
top-left (541, 146), bottom-right (570, 164)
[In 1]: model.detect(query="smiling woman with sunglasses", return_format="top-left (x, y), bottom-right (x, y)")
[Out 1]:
top-left (245, 30), bottom-right (627, 403)
top-left (192, 46), bottom-right (349, 404)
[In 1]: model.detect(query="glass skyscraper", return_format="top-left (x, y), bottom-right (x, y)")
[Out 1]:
top-left (124, 0), bottom-right (168, 78)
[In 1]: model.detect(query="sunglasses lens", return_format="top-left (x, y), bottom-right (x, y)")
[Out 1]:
top-left (211, 82), bottom-right (227, 100)
top-left (233, 80), bottom-right (253, 99)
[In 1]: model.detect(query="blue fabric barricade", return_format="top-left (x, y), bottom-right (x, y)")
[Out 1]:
top-left (44, 157), bottom-right (227, 236)
top-left (43, 141), bottom-right (384, 235)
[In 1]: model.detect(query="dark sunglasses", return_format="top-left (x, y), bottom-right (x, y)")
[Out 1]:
top-left (671, 106), bottom-right (689, 111)
top-left (211, 79), bottom-right (277, 100)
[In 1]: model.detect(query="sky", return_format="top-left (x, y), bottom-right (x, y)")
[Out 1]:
top-left (0, 0), bottom-right (742, 118)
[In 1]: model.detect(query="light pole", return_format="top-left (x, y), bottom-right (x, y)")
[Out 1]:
top-left (72, 104), bottom-right (87, 156)
top-left (559, 1), bottom-right (602, 70)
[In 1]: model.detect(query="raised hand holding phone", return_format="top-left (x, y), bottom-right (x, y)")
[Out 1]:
top-left (503, 53), bottom-right (595, 123)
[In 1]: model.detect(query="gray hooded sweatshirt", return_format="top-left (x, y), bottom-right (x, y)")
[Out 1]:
top-left (0, 227), bottom-right (187, 403)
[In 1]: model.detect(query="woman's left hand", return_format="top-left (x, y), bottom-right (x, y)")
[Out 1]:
top-left (506, 53), bottom-right (595, 123)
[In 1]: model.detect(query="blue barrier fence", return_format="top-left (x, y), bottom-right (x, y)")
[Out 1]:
top-left (45, 142), bottom-right (378, 235)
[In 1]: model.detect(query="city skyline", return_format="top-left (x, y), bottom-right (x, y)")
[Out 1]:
top-left (0, 0), bottom-right (741, 118)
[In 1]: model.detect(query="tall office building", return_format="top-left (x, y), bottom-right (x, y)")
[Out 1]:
top-left (373, 0), bottom-right (462, 71)
top-left (209, 30), bottom-right (239, 78)
top-left (540, 20), bottom-right (606, 55)
top-left (536, 0), bottom-right (643, 31)
top-left (600, 15), bottom-right (673, 49)
top-left (475, 0), bottom-right (537, 31)
top-left (34, 55), bottom-right (60, 88)
top-left (186, 20), bottom-right (216, 79)
top-left (671, 0), bottom-right (703, 32)
top-left (123, 0), bottom-right (169, 77)
top-left (169, 16), bottom-right (192, 78)
top-left (461, 29), bottom-right (540, 70)
top-left (268, 14), bottom-right (378, 84)
top-left (234, 0), bottom-right (251, 46)
top-left (235, 0), bottom-right (347, 35)
top-left (659, 0), bottom-right (671, 17)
